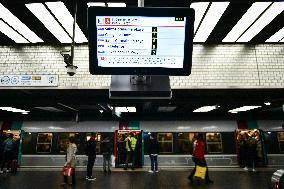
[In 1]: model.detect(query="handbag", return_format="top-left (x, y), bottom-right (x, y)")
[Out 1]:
top-left (194, 165), bottom-right (207, 180)
top-left (62, 166), bottom-right (73, 177)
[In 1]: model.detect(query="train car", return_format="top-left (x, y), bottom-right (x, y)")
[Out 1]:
top-left (2, 120), bottom-right (283, 168)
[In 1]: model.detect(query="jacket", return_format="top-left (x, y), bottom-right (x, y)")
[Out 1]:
top-left (193, 139), bottom-right (205, 160)
top-left (148, 138), bottom-right (159, 155)
top-left (65, 143), bottom-right (77, 168)
top-left (101, 138), bottom-right (112, 155)
top-left (85, 138), bottom-right (97, 157)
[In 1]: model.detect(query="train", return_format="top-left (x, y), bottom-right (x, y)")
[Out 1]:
top-left (1, 120), bottom-right (283, 168)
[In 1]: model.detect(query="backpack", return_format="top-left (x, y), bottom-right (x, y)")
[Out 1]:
top-left (4, 139), bottom-right (14, 152)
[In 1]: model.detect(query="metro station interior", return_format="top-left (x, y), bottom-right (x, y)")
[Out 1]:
top-left (1, 0), bottom-right (284, 189)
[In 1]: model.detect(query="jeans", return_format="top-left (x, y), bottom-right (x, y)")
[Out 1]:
top-left (149, 154), bottom-right (158, 171)
top-left (103, 154), bottom-right (111, 171)
top-left (87, 156), bottom-right (96, 177)
top-left (1, 151), bottom-right (13, 171)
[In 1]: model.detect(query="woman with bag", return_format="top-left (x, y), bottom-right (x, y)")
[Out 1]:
top-left (62, 136), bottom-right (77, 186)
top-left (188, 133), bottom-right (213, 184)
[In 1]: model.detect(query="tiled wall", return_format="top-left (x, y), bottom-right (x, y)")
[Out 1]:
top-left (1, 44), bottom-right (284, 89)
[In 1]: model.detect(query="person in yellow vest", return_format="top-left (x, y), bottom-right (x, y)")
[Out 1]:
top-left (124, 132), bottom-right (137, 170)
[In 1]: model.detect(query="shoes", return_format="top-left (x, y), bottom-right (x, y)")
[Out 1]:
top-left (0, 170), bottom-right (3, 174)
top-left (155, 170), bottom-right (159, 173)
top-left (148, 170), bottom-right (154, 173)
top-left (252, 168), bottom-right (256, 172)
top-left (6, 170), bottom-right (10, 173)
top-left (86, 176), bottom-right (96, 181)
top-left (243, 167), bottom-right (248, 171)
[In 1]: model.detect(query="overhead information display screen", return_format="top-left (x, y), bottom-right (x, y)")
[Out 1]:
top-left (96, 16), bottom-right (186, 68)
top-left (88, 7), bottom-right (195, 75)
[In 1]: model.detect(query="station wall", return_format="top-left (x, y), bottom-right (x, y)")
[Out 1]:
top-left (0, 44), bottom-right (284, 89)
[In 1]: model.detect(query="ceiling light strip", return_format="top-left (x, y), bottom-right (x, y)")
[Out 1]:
top-left (0, 20), bottom-right (30, 43)
top-left (190, 2), bottom-right (210, 35)
top-left (0, 3), bottom-right (43, 43)
top-left (222, 2), bottom-right (272, 42)
top-left (26, 3), bottom-right (72, 43)
top-left (266, 26), bottom-right (284, 42)
top-left (107, 3), bottom-right (126, 7)
top-left (87, 2), bottom-right (106, 7)
top-left (237, 2), bottom-right (284, 42)
top-left (193, 2), bottom-right (230, 42)
top-left (45, 2), bottom-right (87, 43)
top-left (193, 106), bottom-right (218, 113)
top-left (228, 106), bottom-right (261, 113)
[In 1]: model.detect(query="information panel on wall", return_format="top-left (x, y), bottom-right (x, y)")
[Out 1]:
top-left (0, 75), bottom-right (58, 87)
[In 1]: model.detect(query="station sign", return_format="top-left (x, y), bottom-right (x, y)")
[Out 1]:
top-left (0, 75), bottom-right (58, 87)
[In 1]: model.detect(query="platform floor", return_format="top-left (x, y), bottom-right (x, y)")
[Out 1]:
top-left (0, 168), bottom-right (276, 189)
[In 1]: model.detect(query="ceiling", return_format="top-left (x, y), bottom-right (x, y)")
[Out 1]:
top-left (0, 89), bottom-right (283, 121)
top-left (1, 1), bottom-right (284, 44)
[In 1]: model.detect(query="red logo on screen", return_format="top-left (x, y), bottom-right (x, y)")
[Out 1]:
top-left (105, 18), bottom-right (110, 24)
top-left (101, 57), bottom-right (105, 61)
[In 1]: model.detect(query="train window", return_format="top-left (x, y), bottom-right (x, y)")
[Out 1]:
top-left (86, 133), bottom-right (101, 153)
top-left (177, 133), bottom-right (196, 154)
top-left (277, 132), bottom-right (284, 152)
top-left (206, 133), bottom-right (222, 153)
top-left (157, 133), bottom-right (173, 153)
top-left (36, 133), bottom-right (52, 153)
top-left (57, 133), bottom-right (81, 153)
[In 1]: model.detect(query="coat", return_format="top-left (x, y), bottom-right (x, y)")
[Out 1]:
top-left (65, 143), bottom-right (77, 168)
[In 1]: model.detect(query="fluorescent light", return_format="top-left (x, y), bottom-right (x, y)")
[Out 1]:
top-left (115, 107), bottom-right (136, 112)
top-left (266, 26), bottom-right (284, 42)
top-left (0, 20), bottom-right (29, 43)
top-left (0, 3), bottom-right (43, 43)
top-left (237, 2), bottom-right (284, 42)
top-left (107, 3), bottom-right (126, 7)
top-left (190, 2), bottom-right (210, 34)
top-left (0, 107), bottom-right (30, 113)
top-left (264, 102), bottom-right (271, 106)
top-left (87, 2), bottom-right (106, 7)
top-left (45, 2), bottom-right (87, 43)
top-left (223, 2), bottom-right (271, 42)
top-left (35, 107), bottom-right (64, 112)
top-left (26, 3), bottom-right (71, 43)
top-left (228, 106), bottom-right (261, 113)
top-left (194, 2), bottom-right (230, 42)
top-left (193, 105), bottom-right (218, 112)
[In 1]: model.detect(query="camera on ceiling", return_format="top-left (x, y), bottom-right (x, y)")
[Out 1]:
top-left (60, 51), bottom-right (78, 76)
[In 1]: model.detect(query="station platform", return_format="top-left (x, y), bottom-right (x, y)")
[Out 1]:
top-left (0, 167), bottom-right (277, 189)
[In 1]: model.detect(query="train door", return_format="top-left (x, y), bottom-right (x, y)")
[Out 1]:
top-left (114, 130), bottom-right (143, 168)
top-left (235, 129), bottom-right (268, 167)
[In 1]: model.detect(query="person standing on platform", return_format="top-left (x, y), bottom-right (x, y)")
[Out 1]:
top-left (148, 133), bottom-right (159, 173)
top-left (188, 133), bottom-right (213, 184)
top-left (124, 132), bottom-right (137, 170)
top-left (0, 133), bottom-right (14, 174)
top-left (62, 137), bottom-right (77, 186)
top-left (85, 133), bottom-right (97, 180)
top-left (101, 136), bottom-right (112, 174)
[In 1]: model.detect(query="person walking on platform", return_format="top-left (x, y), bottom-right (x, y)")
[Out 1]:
top-left (62, 137), bottom-right (77, 186)
top-left (85, 133), bottom-right (97, 180)
top-left (148, 133), bottom-right (159, 173)
top-left (0, 133), bottom-right (14, 174)
top-left (124, 132), bottom-right (137, 170)
top-left (101, 136), bottom-right (112, 174)
top-left (188, 133), bottom-right (214, 184)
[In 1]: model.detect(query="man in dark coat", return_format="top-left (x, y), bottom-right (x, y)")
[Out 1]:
top-left (148, 133), bottom-right (159, 173)
top-left (85, 133), bottom-right (97, 180)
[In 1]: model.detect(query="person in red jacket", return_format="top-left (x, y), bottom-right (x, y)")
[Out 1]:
top-left (188, 133), bottom-right (213, 184)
